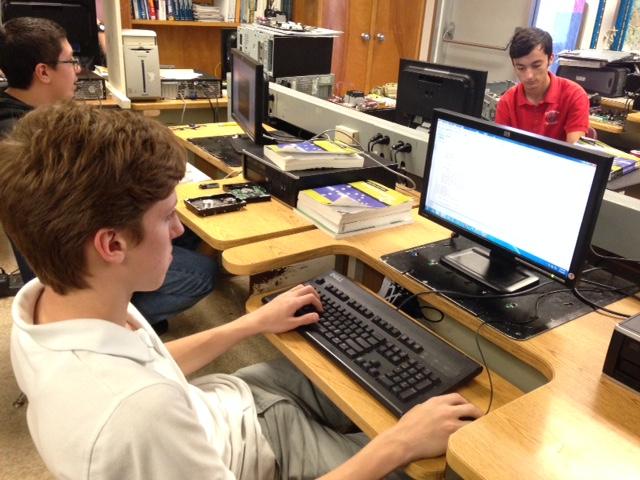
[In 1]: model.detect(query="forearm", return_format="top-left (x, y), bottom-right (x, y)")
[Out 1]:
top-left (318, 430), bottom-right (407, 480)
top-left (165, 311), bottom-right (261, 376)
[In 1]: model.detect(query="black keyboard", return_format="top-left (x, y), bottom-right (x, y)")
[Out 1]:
top-left (188, 135), bottom-right (248, 167)
top-left (276, 271), bottom-right (483, 417)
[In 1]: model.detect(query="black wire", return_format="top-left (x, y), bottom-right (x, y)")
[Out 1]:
top-left (394, 279), bottom-right (554, 312)
top-left (572, 287), bottom-right (632, 318)
top-left (474, 321), bottom-right (494, 415)
top-left (590, 244), bottom-right (640, 263)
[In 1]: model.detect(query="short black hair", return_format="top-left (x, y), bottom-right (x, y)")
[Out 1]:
top-left (0, 17), bottom-right (67, 89)
top-left (508, 27), bottom-right (553, 60)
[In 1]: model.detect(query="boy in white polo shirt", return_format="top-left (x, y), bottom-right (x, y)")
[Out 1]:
top-left (0, 102), bottom-right (481, 479)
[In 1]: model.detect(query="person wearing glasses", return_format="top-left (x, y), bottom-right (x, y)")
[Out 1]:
top-left (0, 17), bottom-right (216, 335)
top-left (0, 17), bottom-right (79, 133)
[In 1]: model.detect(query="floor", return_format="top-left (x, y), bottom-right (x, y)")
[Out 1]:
top-left (0, 224), bottom-right (280, 479)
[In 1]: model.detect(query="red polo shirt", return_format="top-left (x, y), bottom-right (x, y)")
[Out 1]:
top-left (495, 73), bottom-right (589, 141)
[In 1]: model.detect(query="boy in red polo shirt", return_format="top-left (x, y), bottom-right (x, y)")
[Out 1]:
top-left (495, 27), bottom-right (589, 144)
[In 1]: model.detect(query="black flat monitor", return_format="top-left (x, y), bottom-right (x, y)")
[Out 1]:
top-left (395, 59), bottom-right (487, 128)
top-left (419, 109), bottom-right (612, 293)
top-left (1, 0), bottom-right (100, 68)
top-left (230, 48), bottom-right (268, 145)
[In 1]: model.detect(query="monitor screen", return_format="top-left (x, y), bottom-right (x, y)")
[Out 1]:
top-left (230, 48), bottom-right (267, 145)
top-left (419, 109), bottom-right (612, 292)
top-left (2, 1), bottom-right (100, 67)
top-left (395, 59), bottom-right (487, 128)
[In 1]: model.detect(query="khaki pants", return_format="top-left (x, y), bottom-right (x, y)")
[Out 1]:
top-left (235, 358), bottom-right (408, 480)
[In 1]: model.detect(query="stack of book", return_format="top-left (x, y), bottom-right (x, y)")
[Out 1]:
top-left (192, 3), bottom-right (224, 21)
top-left (263, 139), bottom-right (364, 172)
top-left (296, 180), bottom-right (413, 238)
top-left (578, 137), bottom-right (640, 180)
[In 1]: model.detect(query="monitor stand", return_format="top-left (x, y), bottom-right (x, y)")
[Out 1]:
top-left (441, 247), bottom-right (539, 293)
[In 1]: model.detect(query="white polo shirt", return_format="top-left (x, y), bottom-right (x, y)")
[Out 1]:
top-left (11, 279), bottom-right (276, 480)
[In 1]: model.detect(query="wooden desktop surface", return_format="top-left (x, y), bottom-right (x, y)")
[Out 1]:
top-left (175, 178), bottom-right (315, 251)
top-left (224, 212), bottom-right (640, 479)
top-left (132, 97), bottom-right (228, 111)
top-left (171, 122), bottom-right (246, 175)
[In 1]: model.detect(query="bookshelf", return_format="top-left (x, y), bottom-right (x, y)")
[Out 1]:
top-left (121, 2), bottom-right (241, 76)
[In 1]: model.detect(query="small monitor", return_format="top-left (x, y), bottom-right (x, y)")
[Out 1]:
top-left (395, 59), bottom-right (487, 128)
top-left (1, 1), bottom-right (100, 67)
top-left (420, 109), bottom-right (612, 292)
top-left (230, 48), bottom-right (267, 145)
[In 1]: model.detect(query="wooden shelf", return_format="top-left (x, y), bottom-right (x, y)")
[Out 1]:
top-left (131, 20), bottom-right (239, 28)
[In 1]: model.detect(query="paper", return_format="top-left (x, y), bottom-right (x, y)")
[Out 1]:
top-left (160, 69), bottom-right (202, 80)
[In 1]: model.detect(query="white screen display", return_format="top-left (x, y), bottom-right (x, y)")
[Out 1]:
top-left (424, 118), bottom-right (598, 277)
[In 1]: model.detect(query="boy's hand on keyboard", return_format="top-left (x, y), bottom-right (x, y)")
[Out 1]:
top-left (255, 284), bottom-right (323, 334)
top-left (386, 393), bottom-right (483, 462)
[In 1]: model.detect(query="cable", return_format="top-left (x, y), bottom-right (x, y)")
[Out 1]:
top-left (572, 287), bottom-right (633, 318)
top-left (179, 92), bottom-right (187, 125)
top-left (590, 244), bottom-right (640, 263)
top-left (308, 128), bottom-right (419, 190)
top-left (474, 321), bottom-right (494, 415)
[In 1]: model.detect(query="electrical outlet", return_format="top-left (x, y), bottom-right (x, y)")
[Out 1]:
top-left (335, 125), bottom-right (359, 145)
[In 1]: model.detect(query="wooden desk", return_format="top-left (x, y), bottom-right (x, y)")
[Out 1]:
top-left (223, 214), bottom-right (640, 479)
top-left (175, 178), bottom-right (315, 251)
top-left (132, 97), bottom-right (228, 111)
top-left (171, 122), bottom-right (245, 176)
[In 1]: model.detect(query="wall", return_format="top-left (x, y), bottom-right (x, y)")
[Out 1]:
top-left (418, 0), bottom-right (623, 82)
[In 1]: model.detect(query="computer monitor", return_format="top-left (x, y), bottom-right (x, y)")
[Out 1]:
top-left (230, 48), bottom-right (268, 145)
top-left (1, 0), bottom-right (100, 68)
top-left (395, 59), bottom-right (487, 128)
top-left (420, 109), bottom-right (612, 293)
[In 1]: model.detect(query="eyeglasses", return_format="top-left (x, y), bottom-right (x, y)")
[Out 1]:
top-left (55, 57), bottom-right (81, 71)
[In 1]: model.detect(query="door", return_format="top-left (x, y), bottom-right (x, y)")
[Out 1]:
top-left (369, 0), bottom-right (426, 91)
top-left (321, 0), bottom-right (375, 94)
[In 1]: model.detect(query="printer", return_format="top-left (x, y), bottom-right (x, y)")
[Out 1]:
top-left (557, 49), bottom-right (639, 97)
top-left (122, 29), bottom-right (161, 100)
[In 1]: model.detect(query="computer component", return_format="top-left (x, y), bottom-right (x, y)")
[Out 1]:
top-left (184, 193), bottom-right (246, 216)
top-left (603, 313), bottom-right (640, 393)
top-left (556, 65), bottom-right (628, 97)
top-left (395, 59), bottom-right (487, 128)
top-left (122, 29), bottom-right (161, 100)
top-left (274, 73), bottom-right (335, 100)
top-left (419, 108), bottom-right (612, 293)
top-left (243, 148), bottom-right (397, 207)
top-left (237, 23), bottom-right (333, 78)
top-left (222, 182), bottom-right (271, 203)
top-left (481, 80), bottom-right (515, 122)
top-left (74, 70), bottom-right (106, 100)
top-left (231, 48), bottom-right (269, 145)
top-left (1, 0), bottom-right (100, 67)
top-left (266, 270), bottom-right (483, 416)
top-left (160, 72), bottom-right (222, 100)
top-left (188, 135), bottom-right (247, 168)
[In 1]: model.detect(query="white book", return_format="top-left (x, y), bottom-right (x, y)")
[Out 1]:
top-left (295, 207), bottom-right (413, 238)
top-left (296, 181), bottom-right (412, 226)
top-left (227, 0), bottom-right (237, 21)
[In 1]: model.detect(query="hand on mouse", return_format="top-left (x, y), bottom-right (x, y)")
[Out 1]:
top-left (252, 284), bottom-right (323, 334)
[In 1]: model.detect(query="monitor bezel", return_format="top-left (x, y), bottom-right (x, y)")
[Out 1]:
top-left (395, 59), bottom-right (488, 126)
top-left (230, 48), bottom-right (267, 145)
top-left (419, 108), bottom-right (613, 287)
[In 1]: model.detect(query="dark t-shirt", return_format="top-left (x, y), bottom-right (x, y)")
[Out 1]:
top-left (0, 91), bottom-right (32, 136)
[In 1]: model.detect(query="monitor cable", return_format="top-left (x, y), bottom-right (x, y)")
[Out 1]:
top-left (590, 244), bottom-right (640, 263)
top-left (309, 128), bottom-right (419, 191)
top-left (391, 286), bottom-right (494, 415)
